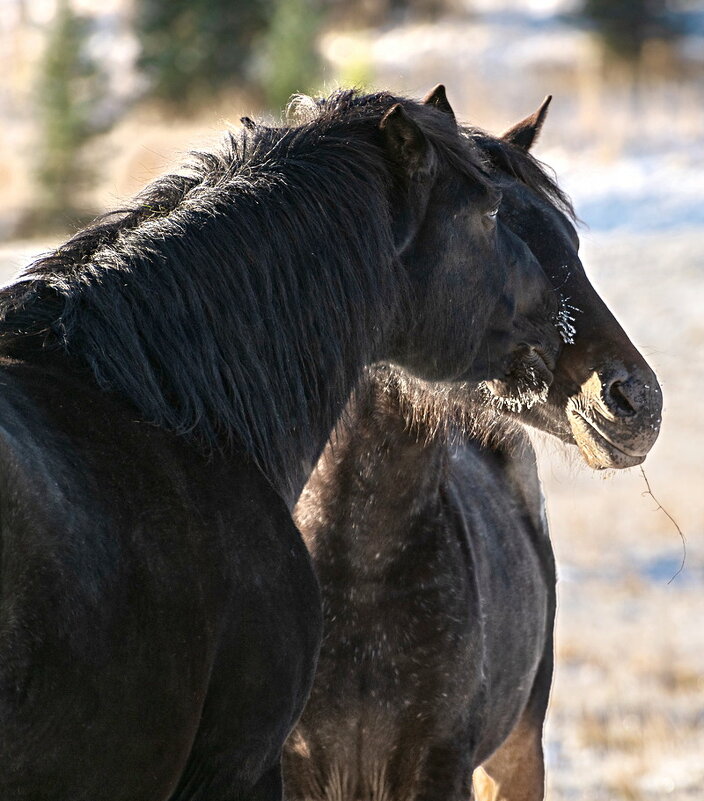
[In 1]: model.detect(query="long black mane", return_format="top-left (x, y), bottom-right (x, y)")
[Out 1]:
top-left (0, 90), bottom-right (490, 493)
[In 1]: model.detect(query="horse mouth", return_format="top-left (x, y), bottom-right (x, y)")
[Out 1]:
top-left (568, 409), bottom-right (649, 469)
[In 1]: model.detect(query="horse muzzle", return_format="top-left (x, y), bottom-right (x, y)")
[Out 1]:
top-left (565, 364), bottom-right (663, 469)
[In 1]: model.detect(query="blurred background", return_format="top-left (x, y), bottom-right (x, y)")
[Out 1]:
top-left (0, 1), bottom-right (702, 798)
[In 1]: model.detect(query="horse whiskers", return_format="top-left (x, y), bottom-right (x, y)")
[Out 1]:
top-left (355, 366), bottom-right (525, 453)
top-left (478, 356), bottom-right (552, 415)
top-left (480, 382), bottom-right (550, 414)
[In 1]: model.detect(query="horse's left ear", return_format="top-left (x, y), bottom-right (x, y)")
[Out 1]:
top-left (422, 84), bottom-right (456, 123)
top-left (380, 103), bottom-right (434, 178)
top-left (502, 95), bottom-right (552, 151)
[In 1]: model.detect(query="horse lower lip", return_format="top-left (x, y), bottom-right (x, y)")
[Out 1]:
top-left (571, 411), bottom-right (647, 460)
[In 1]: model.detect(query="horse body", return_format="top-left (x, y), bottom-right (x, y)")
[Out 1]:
top-left (286, 376), bottom-right (554, 801)
top-left (285, 99), bottom-right (662, 801)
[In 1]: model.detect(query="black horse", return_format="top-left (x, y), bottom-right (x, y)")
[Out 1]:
top-left (284, 96), bottom-right (662, 801)
top-left (0, 90), bottom-right (564, 800)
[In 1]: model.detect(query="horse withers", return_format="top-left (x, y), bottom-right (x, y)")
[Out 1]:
top-left (284, 91), bottom-right (662, 801)
top-left (0, 90), bottom-right (562, 800)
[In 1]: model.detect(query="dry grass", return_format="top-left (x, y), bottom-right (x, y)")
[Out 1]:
top-left (539, 230), bottom-right (704, 801)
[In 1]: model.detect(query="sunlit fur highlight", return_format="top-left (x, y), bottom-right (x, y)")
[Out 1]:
top-left (341, 365), bottom-right (527, 456)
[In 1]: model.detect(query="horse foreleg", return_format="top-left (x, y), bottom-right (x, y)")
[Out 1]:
top-left (471, 711), bottom-right (544, 801)
top-left (412, 740), bottom-right (474, 801)
top-left (472, 623), bottom-right (553, 801)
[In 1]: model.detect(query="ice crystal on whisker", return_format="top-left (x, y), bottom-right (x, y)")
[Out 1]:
top-left (554, 291), bottom-right (580, 345)
top-left (478, 366), bottom-right (551, 414)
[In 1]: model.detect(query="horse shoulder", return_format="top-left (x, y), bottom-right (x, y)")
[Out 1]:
top-left (0, 358), bottom-right (322, 799)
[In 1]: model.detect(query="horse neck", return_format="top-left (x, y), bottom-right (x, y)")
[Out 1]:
top-left (5, 132), bottom-right (401, 509)
top-left (294, 370), bottom-right (546, 566)
top-left (294, 376), bottom-right (449, 571)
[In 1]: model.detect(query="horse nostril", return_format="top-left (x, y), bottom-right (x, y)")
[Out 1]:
top-left (605, 378), bottom-right (637, 417)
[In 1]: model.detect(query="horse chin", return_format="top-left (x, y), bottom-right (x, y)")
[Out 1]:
top-left (567, 408), bottom-right (649, 469)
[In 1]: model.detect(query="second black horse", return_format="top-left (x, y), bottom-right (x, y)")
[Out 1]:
top-left (284, 92), bottom-right (662, 801)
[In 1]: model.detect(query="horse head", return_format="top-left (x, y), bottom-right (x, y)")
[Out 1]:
top-left (375, 87), bottom-right (563, 389)
top-left (479, 98), bottom-right (662, 468)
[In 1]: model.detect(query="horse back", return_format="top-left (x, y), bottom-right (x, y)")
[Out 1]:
top-left (0, 356), bottom-right (321, 801)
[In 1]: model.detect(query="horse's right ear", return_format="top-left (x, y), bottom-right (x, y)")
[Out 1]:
top-left (380, 104), bottom-right (434, 178)
top-left (501, 95), bottom-right (552, 151)
top-left (422, 84), bottom-right (456, 123)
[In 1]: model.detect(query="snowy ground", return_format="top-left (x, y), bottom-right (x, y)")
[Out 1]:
top-left (537, 226), bottom-right (704, 801)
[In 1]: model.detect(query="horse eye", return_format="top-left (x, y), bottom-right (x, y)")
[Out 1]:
top-left (485, 205), bottom-right (500, 221)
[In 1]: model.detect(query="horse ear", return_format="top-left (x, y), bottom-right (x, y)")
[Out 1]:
top-left (422, 84), bottom-right (456, 123)
top-left (380, 103), bottom-right (434, 177)
top-left (502, 95), bottom-right (552, 151)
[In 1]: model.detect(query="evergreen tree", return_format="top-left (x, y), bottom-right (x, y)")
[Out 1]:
top-left (260, 0), bottom-right (322, 113)
top-left (135, 0), bottom-right (274, 107)
top-left (34, 0), bottom-right (104, 227)
top-left (581, 0), bottom-right (679, 61)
